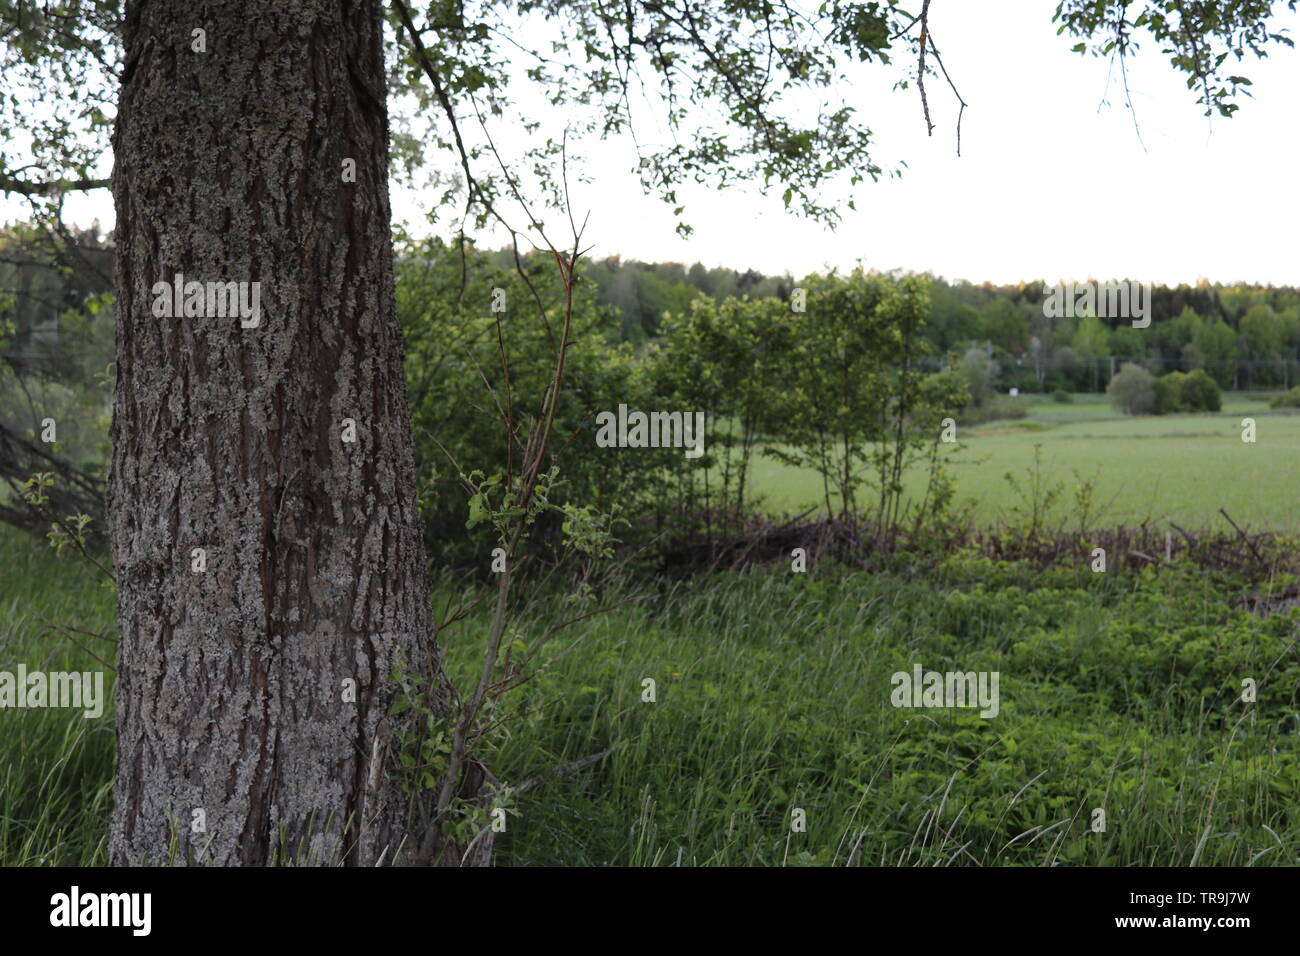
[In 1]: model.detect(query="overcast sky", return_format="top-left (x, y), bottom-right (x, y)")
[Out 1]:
top-left (12, 0), bottom-right (1299, 286)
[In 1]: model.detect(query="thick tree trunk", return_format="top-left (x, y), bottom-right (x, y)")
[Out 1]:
top-left (109, 0), bottom-right (489, 865)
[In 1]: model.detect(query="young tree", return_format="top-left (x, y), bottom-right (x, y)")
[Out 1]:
top-left (1194, 317), bottom-right (1240, 388)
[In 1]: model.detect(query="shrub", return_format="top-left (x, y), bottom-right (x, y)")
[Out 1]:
top-left (1269, 385), bottom-right (1300, 408)
top-left (1051, 387), bottom-right (1072, 404)
top-left (958, 347), bottom-right (998, 408)
top-left (1179, 368), bottom-right (1221, 412)
top-left (1106, 362), bottom-right (1155, 415)
top-left (1153, 370), bottom-right (1185, 414)
top-left (1150, 369), bottom-right (1222, 414)
top-left (956, 395), bottom-right (1032, 425)
top-left (1000, 365), bottom-right (1041, 394)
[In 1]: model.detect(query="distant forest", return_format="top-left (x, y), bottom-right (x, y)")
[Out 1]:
top-left (6, 224), bottom-right (1300, 401)
top-left (570, 252), bottom-right (1300, 394)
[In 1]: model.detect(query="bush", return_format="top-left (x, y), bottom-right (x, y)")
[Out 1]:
top-left (1051, 387), bottom-right (1072, 404)
top-left (1179, 368), bottom-right (1222, 412)
top-left (999, 364), bottom-right (1042, 394)
top-left (1151, 369), bottom-right (1222, 414)
top-left (1153, 370), bottom-right (1185, 414)
top-left (958, 347), bottom-right (998, 408)
top-left (1269, 385), bottom-right (1300, 408)
top-left (1106, 362), bottom-right (1155, 415)
top-left (956, 395), bottom-right (1032, 425)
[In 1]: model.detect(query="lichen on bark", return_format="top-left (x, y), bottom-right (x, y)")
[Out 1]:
top-left (110, 0), bottom-right (489, 866)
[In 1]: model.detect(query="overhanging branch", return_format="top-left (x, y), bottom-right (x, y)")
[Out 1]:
top-left (0, 175), bottom-right (111, 197)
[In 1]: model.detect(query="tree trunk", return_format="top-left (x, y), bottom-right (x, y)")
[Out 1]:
top-left (109, 0), bottom-right (490, 866)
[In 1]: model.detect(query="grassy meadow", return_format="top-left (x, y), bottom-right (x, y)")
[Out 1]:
top-left (750, 394), bottom-right (1300, 533)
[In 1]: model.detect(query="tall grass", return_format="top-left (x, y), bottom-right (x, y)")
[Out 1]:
top-left (2, 523), bottom-right (1296, 865)
top-left (443, 559), bottom-right (1299, 866)
top-left (0, 525), bottom-right (115, 865)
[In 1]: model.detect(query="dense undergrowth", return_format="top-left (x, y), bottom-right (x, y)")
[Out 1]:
top-left (2, 522), bottom-right (1295, 866)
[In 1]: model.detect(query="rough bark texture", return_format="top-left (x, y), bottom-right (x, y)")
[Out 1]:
top-left (110, 0), bottom-right (489, 866)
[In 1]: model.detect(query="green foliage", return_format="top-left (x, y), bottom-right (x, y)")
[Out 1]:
top-left (1056, 0), bottom-right (1297, 118)
top-left (1193, 318), bottom-right (1239, 387)
top-left (652, 293), bottom-right (793, 519)
top-left (6, 509), bottom-right (1300, 866)
top-left (1107, 362), bottom-right (1156, 415)
top-left (1152, 369), bottom-right (1184, 414)
top-left (0, 524), bottom-right (115, 866)
top-left (396, 236), bottom-right (643, 565)
top-left (390, 654), bottom-right (456, 798)
top-left (998, 443), bottom-right (1062, 540)
top-left (443, 555), bottom-right (1300, 866)
top-left (1240, 304), bottom-right (1283, 361)
top-left (385, 651), bottom-right (519, 857)
top-left (752, 394), bottom-right (1300, 533)
top-left (1109, 365), bottom-right (1222, 416)
top-left (399, 245), bottom-right (969, 558)
top-left (982, 298), bottom-right (1031, 355)
top-left (958, 346), bottom-right (998, 408)
top-left (1151, 369), bottom-right (1222, 414)
top-left (757, 271), bottom-right (963, 524)
top-left (1269, 385), bottom-right (1300, 408)
top-left (558, 502), bottom-right (622, 558)
top-left (1177, 368), bottom-right (1223, 412)
top-left (1072, 313), bottom-right (1110, 361)
top-left (955, 395), bottom-right (1032, 426)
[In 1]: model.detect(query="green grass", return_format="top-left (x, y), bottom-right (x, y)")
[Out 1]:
top-left (442, 558), bottom-right (1299, 866)
top-left (4, 519), bottom-right (1297, 866)
top-left (748, 394), bottom-right (1300, 532)
top-left (0, 524), bottom-right (116, 865)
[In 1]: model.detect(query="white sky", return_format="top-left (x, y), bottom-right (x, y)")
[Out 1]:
top-left (12, 0), bottom-right (1300, 286)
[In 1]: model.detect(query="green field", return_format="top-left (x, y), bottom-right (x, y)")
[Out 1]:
top-left (749, 394), bottom-right (1300, 533)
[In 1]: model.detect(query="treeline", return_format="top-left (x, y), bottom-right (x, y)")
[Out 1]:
top-left (581, 252), bottom-right (1300, 393)
top-left (925, 281), bottom-right (1300, 393)
top-left (580, 255), bottom-right (792, 340)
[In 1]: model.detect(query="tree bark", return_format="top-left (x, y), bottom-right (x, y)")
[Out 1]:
top-left (109, 0), bottom-right (489, 866)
